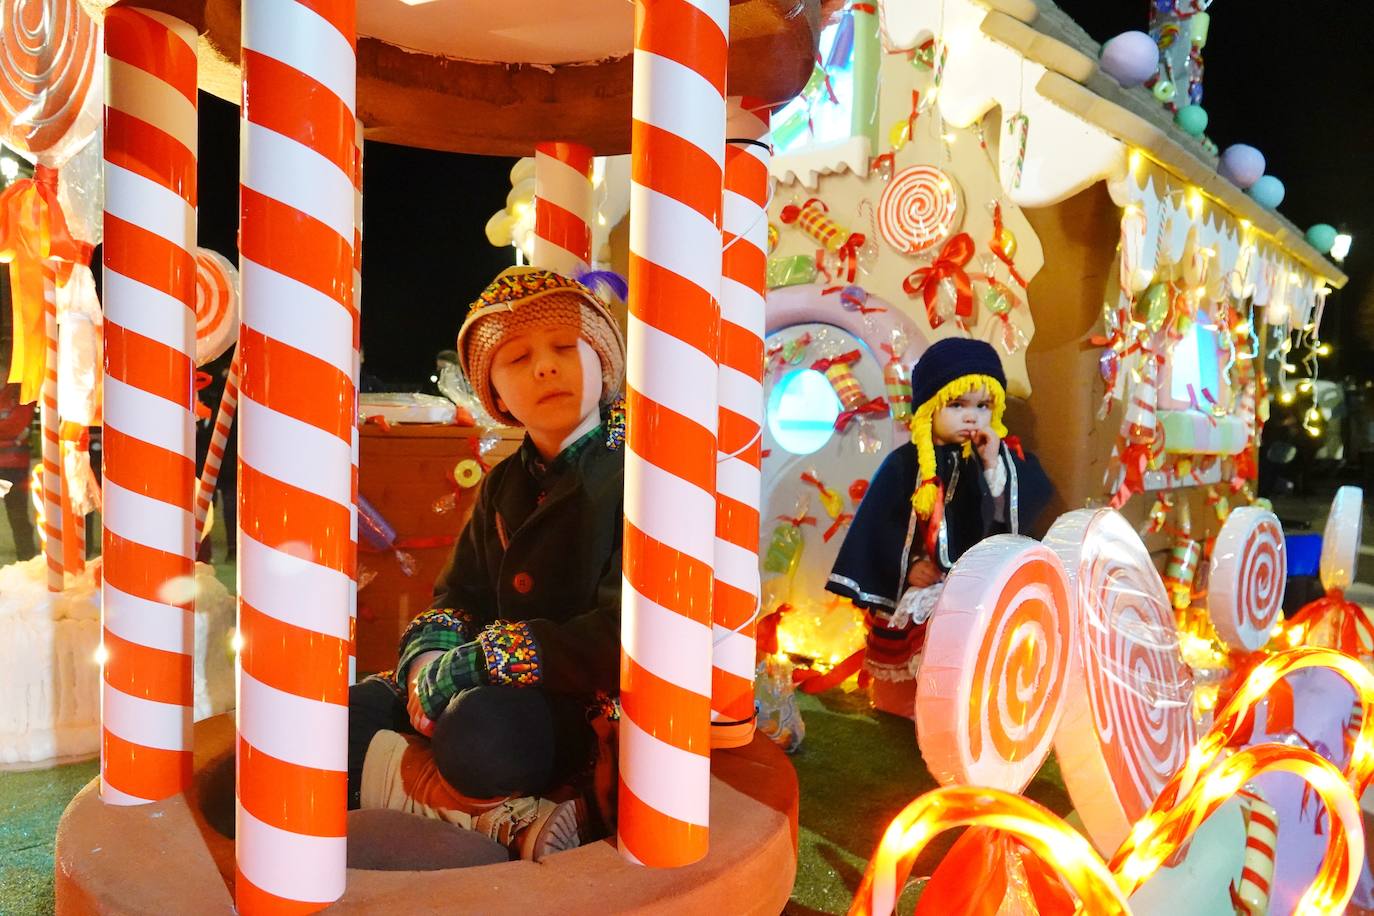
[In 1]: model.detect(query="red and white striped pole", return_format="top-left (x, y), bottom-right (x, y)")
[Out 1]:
top-left (193, 349), bottom-right (240, 544)
top-left (533, 141), bottom-right (594, 273)
top-left (350, 117), bottom-right (363, 685)
top-left (99, 7), bottom-right (198, 805)
top-left (39, 254), bottom-right (63, 591)
top-left (237, 0), bottom-right (355, 910)
top-left (711, 98), bottom-right (769, 749)
top-left (619, 0), bottom-right (728, 868)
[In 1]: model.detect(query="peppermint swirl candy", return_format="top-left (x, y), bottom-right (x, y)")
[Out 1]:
top-left (1047, 508), bottom-right (1196, 854)
top-left (1209, 507), bottom-right (1285, 652)
top-left (194, 248), bottom-right (240, 367)
top-left (0, 0), bottom-right (96, 155)
top-left (877, 164), bottom-right (961, 255)
top-left (916, 535), bottom-right (1073, 793)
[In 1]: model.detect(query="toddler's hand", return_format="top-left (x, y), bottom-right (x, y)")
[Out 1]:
top-left (907, 557), bottom-right (942, 588)
top-left (971, 428), bottom-right (1001, 470)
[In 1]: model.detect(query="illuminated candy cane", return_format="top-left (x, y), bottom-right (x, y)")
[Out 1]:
top-left (237, 0), bottom-right (355, 909)
top-left (619, 0), bottom-right (726, 868)
top-left (711, 98), bottom-right (768, 750)
top-left (1232, 788), bottom-right (1278, 916)
top-left (916, 536), bottom-right (1073, 792)
top-left (193, 349), bottom-right (239, 544)
top-left (533, 141), bottom-right (594, 274)
top-left (99, 7), bottom-right (198, 805)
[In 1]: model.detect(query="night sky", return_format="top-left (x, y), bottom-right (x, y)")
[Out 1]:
top-left (194, 2), bottom-right (1374, 387)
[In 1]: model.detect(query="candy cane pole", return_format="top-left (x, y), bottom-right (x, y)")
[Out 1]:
top-left (99, 8), bottom-right (198, 804)
top-left (237, 1), bottom-right (355, 909)
top-left (533, 141), bottom-right (594, 273)
top-left (711, 98), bottom-right (768, 749)
top-left (350, 117), bottom-right (363, 685)
top-left (619, 0), bottom-right (728, 867)
top-left (40, 258), bottom-right (63, 590)
top-left (193, 348), bottom-right (240, 544)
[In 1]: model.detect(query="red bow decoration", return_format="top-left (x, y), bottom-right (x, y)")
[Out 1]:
top-left (990, 202), bottom-right (1028, 289)
top-left (193, 371), bottom-right (214, 420)
top-left (903, 232), bottom-right (975, 329)
top-left (1230, 448), bottom-right (1258, 491)
top-left (834, 396), bottom-right (889, 432)
top-left (822, 512), bottom-right (853, 543)
top-left (1002, 435), bottom-right (1025, 461)
top-left (809, 350), bottom-right (861, 373)
top-left (1285, 589), bottom-right (1374, 660)
top-left (776, 512), bottom-right (817, 530)
top-left (793, 646), bottom-right (866, 694)
top-left (0, 166), bottom-right (84, 403)
top-left (914, 828), bottom-right (1080, 916)
top-left (1109, 441), bottom-right (1152, 509)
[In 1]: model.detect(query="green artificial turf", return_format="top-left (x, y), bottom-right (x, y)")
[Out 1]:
top-left (0, 759), bottom-right (98, 916)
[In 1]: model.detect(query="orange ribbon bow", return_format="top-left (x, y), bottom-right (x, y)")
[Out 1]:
top-left (0, 166), bottom-right (84, 403)
top-left (903, 232), bottom-right (975, 329)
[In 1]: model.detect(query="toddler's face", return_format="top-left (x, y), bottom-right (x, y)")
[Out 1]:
top-left (932, 386), bottom-right (993, 446)
top-left (490, 324), bottom-right (602, 437)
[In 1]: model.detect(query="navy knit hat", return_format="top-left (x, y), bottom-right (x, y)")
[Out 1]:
top-left (910, 338), bottom-right (1007, 410)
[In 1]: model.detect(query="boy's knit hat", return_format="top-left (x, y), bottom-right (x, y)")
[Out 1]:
top-left (908, 338), bottom-right (1009, 520)
top-left (457, 267), bottom-right (626, 426)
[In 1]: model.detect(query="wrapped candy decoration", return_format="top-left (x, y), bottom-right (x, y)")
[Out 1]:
top-left (762, 510), bottom-right (816, 576)
top-left (880, 329), bottom-right (912, 421)
top-left (766, 254), bottom-right (817, 289)
top-left (800, 470), bottom-right (845, 520)
top-left (754, 655), bottom-right (805, 754)
top-left (810, 350), bottom-right (867, 410)
top-left (1163, 502), bottom-right (1200, 611)
top-left (980, 272), bottom-right (1028, 355)
top-left (358, 493), bottom-right (418, 576)
top-left (779, 197), bottom-right (868, 284)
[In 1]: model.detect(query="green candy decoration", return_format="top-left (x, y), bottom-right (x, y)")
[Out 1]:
top-left (1135, 283), bottom-right (1170, 333)
top-left (1175, 105), bottom-right (1208, 137)
top-left (1152, 79), bottom-right (1176, 103)
top-left (767, 255), bottom-right (818, 289)
top-left (1305, 223), bottom-right (1338, 254)
top-left (1189, 11), bottom-right (1210, 47)
top-left (981, 282), bottom-right (1013, 316)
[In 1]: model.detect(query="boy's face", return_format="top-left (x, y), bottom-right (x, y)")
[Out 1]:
top-left (490, 323), bottom-right (602, 438)
top-left (932, 385), bottom-right (993, 446)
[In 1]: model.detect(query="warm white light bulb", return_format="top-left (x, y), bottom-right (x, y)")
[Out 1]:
top-left (1331, 233), bottom-right (1353, 262)
top-left (0, 156), bottom-right (17, 181)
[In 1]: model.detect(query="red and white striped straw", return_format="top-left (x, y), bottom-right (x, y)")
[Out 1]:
top-left (711, 98), bottom-right (769, 749)
top-left (350, 116), bottom-right (363, 685)
top-left (40, 261), bottom-right (63, 591)
top-left (619, 0), bottom-right (728, 868)
top-left (193, 348), bottom-right (240, 543)
top-left (99, 7), bottom-right (199, 805)
top-left (237, 0), bottom-right (355, 909)
top-left (533, 141), bottom-right (594, 273)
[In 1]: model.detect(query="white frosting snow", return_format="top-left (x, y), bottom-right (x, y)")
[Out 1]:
top-left (0, 557), bottom-right (235, 766)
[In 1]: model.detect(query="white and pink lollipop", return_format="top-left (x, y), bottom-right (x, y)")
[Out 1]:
top-left (194, 247), bottom-right (239, 367)
top-left (877, 164), bottom-right (961, 255)
top-left (916, 535), bottom-right (1074, 792)
top-left (1208, 507), bottom-right (1286, 652)
top-left (1046, 508), bottom-right (1197, 855)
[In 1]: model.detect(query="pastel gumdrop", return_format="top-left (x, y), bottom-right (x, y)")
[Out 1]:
top-left (1248, 175), bottom-right (1285, 209)
top-left (1099, 31), bottom-right (1160, 87)
top-left (1175, 105), bottom-right (1208, 137)
top-left (1219, 144), bottom-right (1265, 189)
top-left (1306, 223), bottom-right (1338, 254)
top-left (1151, 79), bottom-right (1176, 103)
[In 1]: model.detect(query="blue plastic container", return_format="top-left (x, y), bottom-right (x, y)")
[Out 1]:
top-left (1285, 532), bottom-right (1323, 579)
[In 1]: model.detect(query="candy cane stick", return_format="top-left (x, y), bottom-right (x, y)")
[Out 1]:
top-left (237, 0), bottom-right (355, 909)
top-left (40, 260), bottom-right (63, 591)
top-left (619, 0), bottom-right (727, 868)
top-left (193, 348), bottom-right (240, 544)
top-left (1232, 787), bottom-right (1278, 916)
top-left (533, 141), bottom-right (594, 273)
top-left (99, 7), bottom-right (198, 806)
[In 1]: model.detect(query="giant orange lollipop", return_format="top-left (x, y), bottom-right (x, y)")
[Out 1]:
top-left (916, 535), bottom-right (1074, 792)
top-left (0, 0), bottom-right (97, 155)
top-left (1046, 508), bottom-right (1197, 855)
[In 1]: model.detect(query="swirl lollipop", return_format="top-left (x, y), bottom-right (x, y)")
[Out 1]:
top-left (1208, 507), bottom-right (1286, 652)
top-left (916, 535), bottom-right (1073, 792)
top-left (194, 247), bottom-right (239, 367)
top-left (0, 0), bottom-right (97, 155)
top-left (1046, 508), bottom-right (1196, 854)
top-left (877, 165), bottom-right (961, 255)
top-left (1321, 486), bottom-right (1363, 593)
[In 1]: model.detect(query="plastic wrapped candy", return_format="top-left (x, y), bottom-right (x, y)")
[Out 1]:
top-left (799, 470), bottom-right (844, 520)
top-left (754, 656), bottom-right (805, 754)
top-left (810, 350), bottom-right (867, 410)
top-left (1163, 502), bottom-right (1201, 611)
top-left (766, 254), bottom-right (817, 290)
top-left (880, 329), bottom-right (912, 421)
top-left (358, 493), bottom-right (418, 576)
top-left (763, 508), bottom-right (816, 576)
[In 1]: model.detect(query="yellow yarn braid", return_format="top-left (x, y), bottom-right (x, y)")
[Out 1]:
top-left (910, 374), bottom-right (1008, 519)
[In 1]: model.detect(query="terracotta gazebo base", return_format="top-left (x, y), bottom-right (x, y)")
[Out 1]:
top-left (55, 714), bottom-right (798, 915)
